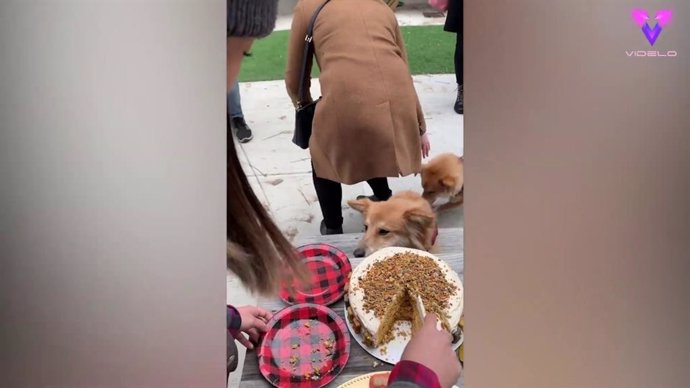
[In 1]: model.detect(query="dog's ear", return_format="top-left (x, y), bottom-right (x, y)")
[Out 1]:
top-left (403, 208), bottom-right (435, 228)
top-left (440, 177), bottom-right (455, 189)
top-left (347, 199), bottom-right (370, 214)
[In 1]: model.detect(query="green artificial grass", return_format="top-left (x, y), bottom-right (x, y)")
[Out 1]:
top-left (238, 25), bottom-right (454, 82)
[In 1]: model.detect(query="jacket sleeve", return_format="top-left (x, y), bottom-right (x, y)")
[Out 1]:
top-left (227, 305), bottom-right (242, 337)
top-left (285, 2), bottom-right (313, 107)
top-left (387, 360), bottom-right (441, 388)
top-left (393, 20), bottom-right (427, 135)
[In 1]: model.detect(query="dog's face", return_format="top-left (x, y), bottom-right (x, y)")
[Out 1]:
top-left (347, 192), bottom-right (436, 257)
top-left (421, 170), bottom-right (457, 206)
top-left (421, 154), bottom-right (464, 206)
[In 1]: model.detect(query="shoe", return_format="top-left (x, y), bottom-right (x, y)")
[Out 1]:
top-left (231, 116), bottom-right (253, 143)
top-left (454, 84), bottom-right (464, 115)
top-left (320, 220), bottom-right (343, 235)
top-left (356, 195), bottom-right (382, 202)
top-left (356, 194), bottom-right (392, 202)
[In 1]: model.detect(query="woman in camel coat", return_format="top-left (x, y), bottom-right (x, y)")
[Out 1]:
top-left (286, 0), bottom-right (430, 235)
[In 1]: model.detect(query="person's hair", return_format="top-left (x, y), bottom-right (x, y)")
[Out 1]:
top-left (227, 134), bottom-right (306, 296)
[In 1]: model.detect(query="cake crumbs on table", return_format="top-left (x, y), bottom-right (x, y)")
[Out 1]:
top-left (322, 338), bottom-right (334, 350)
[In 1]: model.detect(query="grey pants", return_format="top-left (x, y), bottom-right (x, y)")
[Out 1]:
top-left (227, 334), bottom-right (239, 379)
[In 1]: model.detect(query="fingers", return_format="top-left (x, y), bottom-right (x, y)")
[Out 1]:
top-left (255, 307), bottom-right (273, 323)
top-left (252, 317), bottom-right (270, 333)
top-left (247, 328), bottom-right (261, 343)
top-left (237, 305), bottom-right (273, 336)
top-left (423, 312), bottom-right (440, 326)
top-left (235, 333), bottom-right (254, 349)
top-left (421, 142), bottom-right (430, 159)
top-left (423, 313), bottom-right (453, 341)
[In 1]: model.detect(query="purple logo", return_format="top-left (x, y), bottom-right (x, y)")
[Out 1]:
top-left (631, 9), bottom-right (673, 46)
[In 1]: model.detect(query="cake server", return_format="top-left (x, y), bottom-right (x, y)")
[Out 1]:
top-left (413, 294), bottom-right (426, 320)
top-left (414, 295), bottom-right (447, 332)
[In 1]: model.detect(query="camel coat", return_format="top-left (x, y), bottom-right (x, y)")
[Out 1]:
top-left (285, 0), bottom-right (426, 185)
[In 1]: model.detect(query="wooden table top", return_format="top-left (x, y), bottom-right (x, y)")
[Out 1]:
top-left (239, 228), bottom-right (464, 387)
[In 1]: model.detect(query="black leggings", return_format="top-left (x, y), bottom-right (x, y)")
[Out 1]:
top-left (312, 167), bottom-right (392, 229)
top-left (455, 32), bottom-right (463, 85)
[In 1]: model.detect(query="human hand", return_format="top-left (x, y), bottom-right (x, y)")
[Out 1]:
top-left (234, 305), bottom-right (272, 349)
top-left (400, 314), bottom-right (462, 388)
top-left (428, 0), bottom-right (449, 12)
top-left (420, 133), bottom-right (431, 158)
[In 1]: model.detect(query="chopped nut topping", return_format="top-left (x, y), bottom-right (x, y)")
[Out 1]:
top-left (359, 252), bottom-right (458, 320)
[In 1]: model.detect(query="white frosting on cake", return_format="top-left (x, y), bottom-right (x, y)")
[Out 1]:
top-left (348, 247), bottom-right (464, 344)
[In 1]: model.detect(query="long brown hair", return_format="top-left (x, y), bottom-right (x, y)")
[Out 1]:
top-left (227, 130), bottom-right (306, 296)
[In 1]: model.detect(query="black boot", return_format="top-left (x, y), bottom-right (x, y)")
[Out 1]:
top-left (320, 220), bottom-right (343, 235)
top-left (454, 84), bottom-right (463, 115)
top-left (355, 195), bottom-right (384, 202)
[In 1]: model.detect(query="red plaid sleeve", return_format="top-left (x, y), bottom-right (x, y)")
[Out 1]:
top-left (387, 360), bottom-right (441, 388)
top-left (227, 305), bottom-right (242, 337)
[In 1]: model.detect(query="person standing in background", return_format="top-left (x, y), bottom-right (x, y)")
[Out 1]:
top-left (446, 0), bottom-right (463, 114)
top-left (285, 0), bottom-right (431, 236)
top-left (430, 0), bottom-right (463, 114)
top-left (228, 80), bottom-right (254, 143)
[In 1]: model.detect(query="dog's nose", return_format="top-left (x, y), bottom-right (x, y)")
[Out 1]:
top-left (353, 248), bottom-right (366, 258)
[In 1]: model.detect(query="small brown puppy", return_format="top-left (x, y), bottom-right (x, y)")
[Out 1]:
top-left (421, 153), bottom-right (464, 212)
top-left (348, 191), bottom-right (437, 258)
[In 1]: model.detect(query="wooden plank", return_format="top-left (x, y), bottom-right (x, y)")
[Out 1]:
top-left (239, 228), bottom-right (464, 387)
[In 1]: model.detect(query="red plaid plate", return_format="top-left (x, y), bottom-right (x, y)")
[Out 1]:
top-left (258, 304), bottom-right (351, 388)
top-left (279, 244), bottom-right (351, 306)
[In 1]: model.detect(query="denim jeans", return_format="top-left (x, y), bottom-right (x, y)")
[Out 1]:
top-left (227, 80), bottom-right (244, 119)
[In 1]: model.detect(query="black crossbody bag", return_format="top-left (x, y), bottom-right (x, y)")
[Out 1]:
top-left (292, 0), bottom-right (331, 149)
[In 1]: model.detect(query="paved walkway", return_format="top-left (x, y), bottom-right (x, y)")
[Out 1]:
top-left (227, 5), bottom-right (461, 385)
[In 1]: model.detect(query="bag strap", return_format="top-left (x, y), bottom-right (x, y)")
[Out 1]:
top-left (297, 0), bottom-right (331, 106)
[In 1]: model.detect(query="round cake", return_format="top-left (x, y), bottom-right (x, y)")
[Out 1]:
top-left (345, 247), bottom-right (463, 348)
